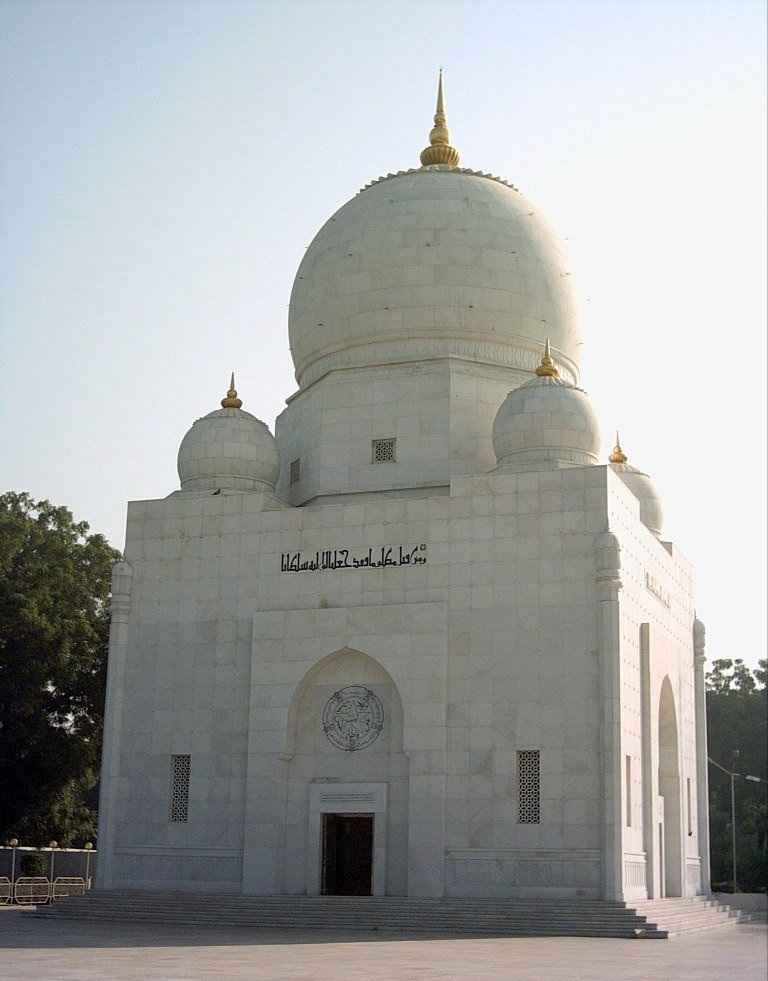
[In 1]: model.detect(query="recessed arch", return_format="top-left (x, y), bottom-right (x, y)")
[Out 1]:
top-left (283, 647), bottom-right (404, 758)
top-left (658, 675), bottom-right (682, 897)
top-left (281, 646), bottom-right (409, 896)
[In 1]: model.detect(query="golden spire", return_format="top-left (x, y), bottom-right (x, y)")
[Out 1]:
top-left (535, 338), bottom-right (559, 378)
top-left (221, 372), bottom-right (243, 409)
top-left (609, 432), bottom-right (628, 464)
top-left (420, 70), bottom-right (460, 168)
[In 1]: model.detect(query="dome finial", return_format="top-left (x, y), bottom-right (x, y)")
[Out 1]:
top-left (609, 432), bottom-right (628, 464)
top-left (420, 69), bottom-right (461, 168)
top-left (436, 66), bottom-right (445, 116)
top-left (535, 338), bottom-right (559, 378)
top-left (221, 372), bottom-right (243, 409)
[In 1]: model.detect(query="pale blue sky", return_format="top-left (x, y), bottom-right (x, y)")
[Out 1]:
top-left (1, 0), bottom-right (765, 667)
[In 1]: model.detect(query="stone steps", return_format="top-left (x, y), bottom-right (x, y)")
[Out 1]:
top-left (36, 892), bottom-right (753, 939)
top-left (639, 904), bottom-right (751, 933)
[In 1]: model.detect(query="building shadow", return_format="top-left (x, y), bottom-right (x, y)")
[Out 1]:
top-left (0, 909), bottom-right (524, 950)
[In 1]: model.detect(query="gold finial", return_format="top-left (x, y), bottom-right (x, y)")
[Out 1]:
top-left (535, 338), bottom-right (559, 378)
top-left (609, 432), bottom-right (628, 464)
top-left (420, 69), bottom-right (460, 168)
top-left (221, 372), bottom-right (243, 409)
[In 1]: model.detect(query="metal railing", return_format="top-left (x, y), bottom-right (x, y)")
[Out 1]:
top-left (52, 877), bottom-right (87, 899)
top-left (1, 844), bottom-right (95, 904)
top-left (2, 875), bottom-right (89, 905)
top-left (14, 877), bottom-right (52, 905)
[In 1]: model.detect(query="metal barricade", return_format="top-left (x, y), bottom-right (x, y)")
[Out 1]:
top-left (14, 877), bottom-right (51, 905)
top-left (52, 877), bottom-right (87, 900)
top-left (0, 877), bottom-right (11, 904)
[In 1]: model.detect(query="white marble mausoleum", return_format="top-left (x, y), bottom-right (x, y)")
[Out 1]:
top-left (96, 77), bottom-right (711, 901)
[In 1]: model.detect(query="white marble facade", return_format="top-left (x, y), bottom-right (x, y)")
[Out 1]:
top-left (96, 86), bottom-right (710, 901)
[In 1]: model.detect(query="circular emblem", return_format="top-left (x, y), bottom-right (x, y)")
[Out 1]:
top-left (322, 686), bottom-right (384, 752)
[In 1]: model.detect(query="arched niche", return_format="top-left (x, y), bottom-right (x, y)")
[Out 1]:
top-left (658, 675), bottom-right (683, 897)
top-left (281, 647), bottom-right (409, 896)
top-left (283, 647), bottom-right (405, 758)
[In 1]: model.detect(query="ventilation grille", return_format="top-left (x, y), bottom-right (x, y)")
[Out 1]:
top-left (169, 754), bottom-right (191, 823)
top-left (518, 749), bottom-right (541, 824)
top-left (319, 791), bottom-right (376, 804)
top-left (371, 438), bottom-right (396, 464)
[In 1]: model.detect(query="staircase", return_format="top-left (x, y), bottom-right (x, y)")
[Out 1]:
top-left (629, 897), bottom-right (754, 936)
top-left (34, 892), bottom-right (753, 939)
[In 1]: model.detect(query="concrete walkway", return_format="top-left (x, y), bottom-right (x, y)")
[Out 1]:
top-left (0, 907), bottom-right (765, 980)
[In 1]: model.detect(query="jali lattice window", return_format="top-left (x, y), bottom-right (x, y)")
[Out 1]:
top-left (518, 749), bottom-right (541, 824)
top-left (169, 754), bottom-right (191, 823)
top-left (289, 458), bottom-right (301, 485)
top-left (372, 438), bottom-right (396, 464)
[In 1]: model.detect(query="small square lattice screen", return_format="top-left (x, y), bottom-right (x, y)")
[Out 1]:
top-left (169, 754), bottom-right (191, 823)
top-left (518, 749), bottom-right (541, 824)
top-left (289, 458), bottom-right (301, 485)
top-left (372, 438), bottom-right (396, 464)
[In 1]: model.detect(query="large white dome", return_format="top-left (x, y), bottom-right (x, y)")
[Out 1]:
top-left (289, 167), bottom-right (582, 389)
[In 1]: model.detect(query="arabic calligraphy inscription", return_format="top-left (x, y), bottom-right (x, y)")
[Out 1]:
top-left (281, 544), bottom-right (427, 573)
top-left (645, 572), bottom-right (671, 608)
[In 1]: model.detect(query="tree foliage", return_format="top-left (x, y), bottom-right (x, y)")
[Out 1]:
top-left (0, 492), bottom-right (120, 845)
top-left (706, 658), bottom-right (767, 892)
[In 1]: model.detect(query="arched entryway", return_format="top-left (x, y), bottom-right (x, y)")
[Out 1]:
top-left (658, 676), bottom-right (682, 897)
top-left (283, 648), bottom-right (409, 896)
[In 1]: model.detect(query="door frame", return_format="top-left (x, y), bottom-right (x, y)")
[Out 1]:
top-left (308, 782), bottom-right (388, 896)
top-left (321, 812), bottom-right (375, 896)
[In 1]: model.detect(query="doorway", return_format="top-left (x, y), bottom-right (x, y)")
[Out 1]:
top-left (321, 813), bottom-right (374, 895)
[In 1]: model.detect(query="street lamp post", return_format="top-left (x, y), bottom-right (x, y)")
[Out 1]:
top-left (709, 758), bottom-right (740, 891)
top-left (84, 842), bottom-right (93, 889)
top-left (730, 771), bottom-right (737, 891)
top-left (708, 758), bottom-right (767, 893)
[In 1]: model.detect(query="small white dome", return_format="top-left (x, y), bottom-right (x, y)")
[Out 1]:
top-left (177, 378), bottom-right (279, 492)
top-left (608, 438), bottom-right (663, 536)
top-left (492, 345), bottom-right (600, 471)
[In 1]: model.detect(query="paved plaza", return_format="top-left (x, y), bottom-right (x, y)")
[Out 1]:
top-left (0, 908), bottom-right (765, 981)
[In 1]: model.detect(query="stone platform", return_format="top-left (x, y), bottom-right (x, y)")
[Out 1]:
top-left (2, 906), bottom-right (766, 981)
top-left (35, 891), bottom-right (752, 939)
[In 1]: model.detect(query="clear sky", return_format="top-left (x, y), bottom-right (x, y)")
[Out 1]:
top-left (1, 0), bottom-right (765, 668)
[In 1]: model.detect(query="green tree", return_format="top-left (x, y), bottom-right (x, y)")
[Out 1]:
top-left (0, 492), bottom-right (120, 845)
top-left (706, 658), bottom-right (768, 892)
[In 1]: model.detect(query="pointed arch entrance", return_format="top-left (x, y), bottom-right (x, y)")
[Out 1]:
top-left (658, 676), bottom-right (682, 897)
top-left (282, 648), bottom-right (409, 896)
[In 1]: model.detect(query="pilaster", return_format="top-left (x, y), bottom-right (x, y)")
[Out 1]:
top-left (640, 622), bottom-right (657, 897)
top-left (693, 617), bottom-right (711, 894)
top-left (406, 753), bottom-right (447, 897)
top-left (95, 560), bottom-right (133, 890)
top-left (595, 532), bottom-right (624, 901)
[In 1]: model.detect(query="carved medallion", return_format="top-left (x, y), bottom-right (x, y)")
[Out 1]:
top-left (322, 686), bottom-right (384, 752)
